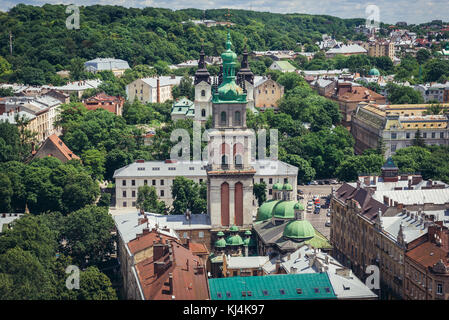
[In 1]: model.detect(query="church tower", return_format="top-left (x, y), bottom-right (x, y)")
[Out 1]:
top-left (237, 44), bottom-right (255, 110)
top-left (194, 44), bottom-right (212, 123)
top-left (207, 30), bottom-right (256, 229)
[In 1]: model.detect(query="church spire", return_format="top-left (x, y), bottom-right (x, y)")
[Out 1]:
top-left (194, 40), bottom-right (211, 85)
top-left (237, 40), bottom-right (254, 85)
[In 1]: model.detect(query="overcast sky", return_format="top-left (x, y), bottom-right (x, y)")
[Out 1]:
top-left (0, 0), bottom-right (448, 25)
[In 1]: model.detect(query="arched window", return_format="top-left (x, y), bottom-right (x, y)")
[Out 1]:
top-left (201, 90), bottom-right (205, 97)
top-left (221, 111), bottom-right (227, 124)
top-left (235, 155), bottom-right (243, 168)
top-left (201, 109), bottom-right (206, 117)
top-left (235, 111), bottom-right (241, 125)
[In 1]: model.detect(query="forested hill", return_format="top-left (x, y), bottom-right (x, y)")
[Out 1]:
top-left (0, 4), bottom-right (364, 80)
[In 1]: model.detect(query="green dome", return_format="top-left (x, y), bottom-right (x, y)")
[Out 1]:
top-left (229, 225), bottom-right (239, 232)
top-left (273, 182), bottom-right (283, 190)
top-left (294, 202), bottom-right (305, 210)
top-left (273, 201), bottom-right (297, 219)
top-left (283, 220), bottom-right (316, 240)
top-left (244, 230), bottom-right (252, 235)
top-left (217, 81), bottom-right (244, 101)
top-left (256, 200), bottom-right (281, 221)
top-left (369, 68), bottom-right (380, 76)
top-left (215, 238), bottom-right (227, 248)
top-left (283, 183), bottom-right (293, 191)
top-left (217, 231), bottom-right (225, 237)
top-left (226, 234), bottom-right (244, 246)
top-left (243, 236), bottom-right (256, 247)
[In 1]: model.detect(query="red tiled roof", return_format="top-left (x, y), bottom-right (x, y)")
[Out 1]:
top-left (47, 134), bottom-right (80, 161)
top-left (135, 240), bottom-right (210, 300)
top-left (406, 241), bottom-right (448, 268)
top-left (338, 86), bottom-right (385, 102)
top-left (127, 231), bottom-right (177, 255)
top-left (189, 242), bottom-right (209, 255)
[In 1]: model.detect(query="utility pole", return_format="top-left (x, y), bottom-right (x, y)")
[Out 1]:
top-left (9, 31), bottom-right (13, 56)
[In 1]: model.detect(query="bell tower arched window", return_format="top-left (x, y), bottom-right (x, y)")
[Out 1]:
top-left (201, 109), bottom-right (206, 117)
top-left (235, 111), bottom-right (241, 125)
top-left (221, 111), bottom-right (227, 125)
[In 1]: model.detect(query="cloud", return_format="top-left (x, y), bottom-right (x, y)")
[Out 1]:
top-left (0, 0), bottom-right (448, 24)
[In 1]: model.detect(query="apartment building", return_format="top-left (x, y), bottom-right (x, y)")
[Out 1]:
top-left (361, 41), bottom-right (395, 61)
top-left (351, 102), bottom-right (449, 157)
top-left (126, 76), bottom-right (183, 104)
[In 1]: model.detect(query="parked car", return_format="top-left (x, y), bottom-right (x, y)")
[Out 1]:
top-left (330, 179), bottom-right (338, 184)
top-left (297, 195), bottom-right (304, 200)
top-left (297, 189), bottom-right (304, 195)
top-left (314, 199), bottom-right (320, 205)
top-left (310, 181), bottom-right (318, 185)
top-left (326, 211), bottom-right (331, 217)
top-left (325, 219), bottom-right (331, 227)
top-left (307, 206), bottom-right (313, 213)
top-left (314, 207), bottom-right (320, 214)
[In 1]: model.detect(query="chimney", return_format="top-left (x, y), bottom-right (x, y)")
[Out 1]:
top-left (156, 77), bottom-right (161, 103)
top-left (276, 259), bottom-right (281, 273)
top-left (184, 237), bottom-right (190, 249)
top-left (290, 266), bottom-right (297, 274)
top-left (153, 242), bottom-right (166, 261)
top-left (168, 272), bottom-right (173, 294)
top-left (364, 176), bottom-right (370, 186)
top-left (154, 261), bottom-right (166, 278)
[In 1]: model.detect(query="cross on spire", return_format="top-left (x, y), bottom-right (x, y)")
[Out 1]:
top-left (225, 8), bottom-right (232, 28)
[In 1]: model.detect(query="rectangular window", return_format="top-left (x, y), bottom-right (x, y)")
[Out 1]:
top-left (269, 178), bottom-right (273, 184)
top-left (132, 190), bottom-right (136, 197)
top-left (199, 179), bottom-right (203, 183)
top-left (132, 180), bottom-right (135, 186)
top-left (423, 132), bottom-right (427, 138)
top-left (122, 180), bottom-right (126, 186)
top-left (144, 180), bottom-right (148, 185)
top-left (391, 133), bottom-right (397, 139)
top-left (123, 201), bottom-right (127, 207)
top-left (161, 180), bottom-right (164, 186)
top-left (432, 132), bottom-right (436, 139)
top-left (437, 283), bottom-right (443, 294)
top-left (123, 191), bottom-right (127, 197)
top-left (199, 231), bottom-right (204, 238)
top-left (406, 133), bottom-right (410, 139)
top-left (284, 178), bottom-right (288, 184)
top-left (269, 189), bottom-right (273, 195)
top-left (132, 201), bottom-right (136, 207)
top-left (152, 180), bottom-right (156, 186)
top-left (391, 144), bottom-right (396, 152)
top-left (160, 190), bottom-right (164, 197)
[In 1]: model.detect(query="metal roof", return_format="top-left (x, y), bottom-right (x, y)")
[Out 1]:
top-left (209, 273), bottom-right (336, 300)
top-left (113, 159), bottom-right (298, 179)
top-left (372, 189), bottom-right (449, 205)
top-left (84, 58), bottom-right (130, 71)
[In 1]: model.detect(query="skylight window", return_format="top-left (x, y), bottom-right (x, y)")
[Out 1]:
top-left (217, 292), bottom-right (222, 298)
top-left (314, 288), bottom-right (320, 293)
top-left (325, 287), bottom-right (331, 293)
top-left (226, 292), bottom-right (231, 298)
top-left (296, 288), bottom-right (302, 294)
top-left (262, 290), bottom-right (269, 296)
top-left (280, 289), bottom-right (286, 295)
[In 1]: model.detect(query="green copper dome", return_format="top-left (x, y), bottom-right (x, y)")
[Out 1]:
top-left (244, 230), bottom-right (252, 236)
top-left (212, 30), bottom-right (247, 104)
top-left (256, 200), bottom-right (281, 221)
top-left (273, 201), bottom-right (298, 219)
top-left (283, 220), bottom-right (316, 240)
top-left (229, 225), bottom-right (239, 232)
top-left (369, 68), bottom-right (380, 76)
top-left (294, 202), bottom-right (305, 211)
top-left (273, 182), bottom-right (283, 190)
top-left (217, 231), bottom-right (225, 237)
top-left (243, 236), bottom-right (256, 247)
top-left (283, 183), bottom-right (293, 191)
top-left (226, 234), bottom-right (244, 246)
top-left (215, 238), bottom-right (227, 248)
